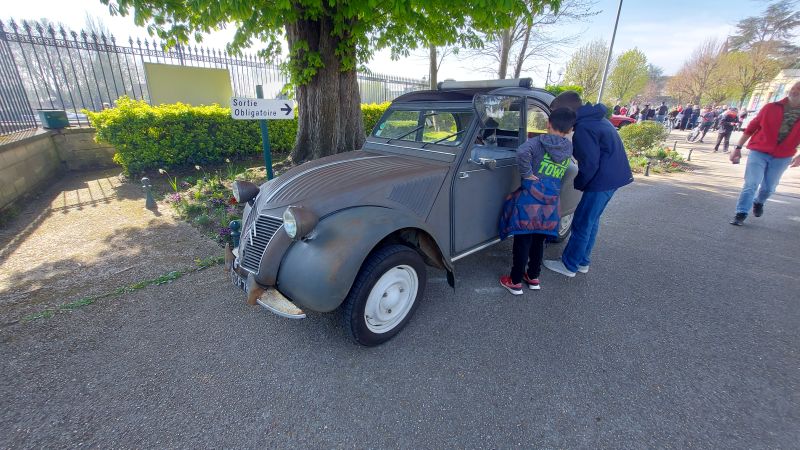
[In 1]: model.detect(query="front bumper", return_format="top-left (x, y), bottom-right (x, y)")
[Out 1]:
top-left (224, 244), bottom-right (306, 319)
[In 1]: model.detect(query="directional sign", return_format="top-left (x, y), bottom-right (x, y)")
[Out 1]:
top-left (230, 98), bottom-right (295, 120)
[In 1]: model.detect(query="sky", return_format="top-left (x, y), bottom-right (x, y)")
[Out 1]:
top-left (3, 0), bottom-right (793, 85)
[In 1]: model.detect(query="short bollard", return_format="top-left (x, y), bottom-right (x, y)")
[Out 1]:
top-left (687, 148), bottom-right (693, 161)
top-left (672, 141), bottom-right (677, 152)
top-left (645, 161), bottom-right (651, 176)
top-left (141, 177), bottom-right (157, 210)
top-left (229, 220), bottom-right (241, 248)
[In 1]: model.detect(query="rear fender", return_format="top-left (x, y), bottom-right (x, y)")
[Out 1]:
top-left (277, 206), bottom-right (449, 312)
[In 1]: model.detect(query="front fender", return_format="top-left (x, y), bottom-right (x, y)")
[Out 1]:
top-left (277, 206), bottom-right (444, 313)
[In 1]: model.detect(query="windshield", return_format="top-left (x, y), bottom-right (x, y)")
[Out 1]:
top-left (372, 108), bottom-right (474, 148)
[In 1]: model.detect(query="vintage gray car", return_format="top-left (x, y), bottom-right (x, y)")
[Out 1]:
top-left (226, 78), bottom-right (581, 346)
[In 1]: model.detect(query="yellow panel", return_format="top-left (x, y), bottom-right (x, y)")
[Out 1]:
top-left (144, 63), bottom-right (232, 106)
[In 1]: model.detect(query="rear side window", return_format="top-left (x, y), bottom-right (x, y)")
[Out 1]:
top-left (373, 109), bottom-right (474, 147)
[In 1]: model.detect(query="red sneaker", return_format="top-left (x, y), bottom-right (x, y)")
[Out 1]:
top-left (523, 274), bottom-right (541, 290)
top-left (499, 275), bottom-right (523, 295)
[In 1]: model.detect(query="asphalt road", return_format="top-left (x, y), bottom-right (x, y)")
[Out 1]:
top-left (1, 148), bottom-right (799, 448)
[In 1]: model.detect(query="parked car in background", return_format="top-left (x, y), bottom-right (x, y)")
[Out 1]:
top-left (225, 78), bottom-right (582, 346)
top-left (609, 114), bottom-right (635, 129)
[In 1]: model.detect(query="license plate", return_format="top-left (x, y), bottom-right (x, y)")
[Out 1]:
top-left (230, 270), bottom-right (246, 292)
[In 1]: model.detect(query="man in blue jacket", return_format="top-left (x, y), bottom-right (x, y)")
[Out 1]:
top-left (543, 91), bottom-right (634, 277)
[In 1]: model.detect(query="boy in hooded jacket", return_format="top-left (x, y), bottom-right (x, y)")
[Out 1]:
top-left (499, 107), bottom-right (576, 295)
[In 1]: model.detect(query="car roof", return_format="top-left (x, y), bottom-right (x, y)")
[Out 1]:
top-left (393, 87), bottom-right (555, 107)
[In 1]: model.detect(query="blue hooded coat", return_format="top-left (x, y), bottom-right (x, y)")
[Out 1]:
top-left (499, 134), bottom-right (573, 239)
top-left (572, 103), bottom-right (633, 192)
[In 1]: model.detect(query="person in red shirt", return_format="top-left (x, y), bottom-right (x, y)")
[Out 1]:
top-left (729, 81), bottom-right (800, 225)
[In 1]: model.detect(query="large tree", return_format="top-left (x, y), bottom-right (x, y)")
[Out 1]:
top-left (729, 0), bottom-right (800, 65)
top-left (665, 39), bottom-right (724, 104)
top-left (464, 0), bottom-right (597, 79)
top-left (562, 38), bottom-right (607, 101)
top-left (105, 0), bottom-right (559, 163)
top-left (721, 49), bottom-right (781, 106)
top-left (605, 48), bottom-right (648, 104)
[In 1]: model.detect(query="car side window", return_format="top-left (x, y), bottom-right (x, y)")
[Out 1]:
top-left (527, 101), bottom-right (549, 139)
top-left (373, 110), bottom-right (420, 140)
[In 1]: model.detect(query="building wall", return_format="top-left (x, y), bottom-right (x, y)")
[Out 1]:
top-left (747, 69), bottom-right (800, 112)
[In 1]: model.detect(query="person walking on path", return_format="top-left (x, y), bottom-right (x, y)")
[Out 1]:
top-left (714, 107), bottom-right (740, 152)
top-left (680, 104), bottom-right (694, 130)
top-left (498, 108), bottom-right (576, 294)
top-left (655, 101), bottom-right (668, 124)
top-left (542, 92), bottom-right (633, 277)
top-left (729, 81), bottom-right (800, 226)
top-left (696, 106), bottom-right (716, 143)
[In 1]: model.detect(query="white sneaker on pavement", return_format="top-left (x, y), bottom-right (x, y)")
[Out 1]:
top-left (543, 259), bottom-right (576, 278)
top-left (577, 265), bottom-right (589, 274)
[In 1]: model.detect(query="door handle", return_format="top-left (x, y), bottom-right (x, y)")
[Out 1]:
top-left (458, 172), bottom-right (469, 179)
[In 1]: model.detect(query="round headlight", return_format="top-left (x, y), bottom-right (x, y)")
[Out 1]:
top-left (283, 208), bottom-right (297, 239)
top-left (232, 180), bottom-right (259, 204)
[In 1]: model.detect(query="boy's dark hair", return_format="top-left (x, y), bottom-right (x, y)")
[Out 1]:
top-left (549, 107), bottom-right (576, 133)
top-left (550, 91), bottom-right (582, 112)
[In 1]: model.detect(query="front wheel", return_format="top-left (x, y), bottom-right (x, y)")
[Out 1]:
top-left (341, 245), bottom-right (427, 346)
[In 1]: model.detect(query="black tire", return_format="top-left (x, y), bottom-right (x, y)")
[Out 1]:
top-left (341, 244), bottom-right (427, 346)
top-left (618, 122), bottom-right (630, 129)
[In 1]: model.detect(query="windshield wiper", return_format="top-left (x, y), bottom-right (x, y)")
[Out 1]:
top-left (385, 125), bottom-right (425, 144)
top-left (421, 129), bottom-right (467, 148)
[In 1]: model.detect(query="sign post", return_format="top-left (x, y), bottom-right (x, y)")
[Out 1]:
top-left (231, 88), bottom-right (295, 180)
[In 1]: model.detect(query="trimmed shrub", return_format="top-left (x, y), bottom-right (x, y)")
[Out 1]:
top-left (544, 84), bottom-right (584, 97)
top-left (362, 102), bottom-right (391, 135)
top-left (88, 97), bottom-right (390, 175)
top-left (618, 121), bottom-right (668, 156)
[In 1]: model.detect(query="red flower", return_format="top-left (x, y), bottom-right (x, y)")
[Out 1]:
top-left (229, 196), bottom-right (238, 205)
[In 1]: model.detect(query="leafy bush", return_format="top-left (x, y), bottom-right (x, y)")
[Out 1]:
top-left (618, 121), bottom-right (668, 156)
top-left (544, 84), bottom-right (584, 96)
top-left (362, 102), bottom-right (391, 134)
top-left (89, 97), bottom-right (390, 175)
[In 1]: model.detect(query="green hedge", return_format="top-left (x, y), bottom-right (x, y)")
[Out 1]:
top-left (88, 97), bottom-right (390, 174)
top-left (618, 121), bottom-right (669, 156)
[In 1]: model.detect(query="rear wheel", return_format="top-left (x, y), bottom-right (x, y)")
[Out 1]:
top-left (341, 245), bottom-right (427, 346)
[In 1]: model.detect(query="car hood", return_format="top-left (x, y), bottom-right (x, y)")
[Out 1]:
top-left (254, 150), bottom-right (449, 218)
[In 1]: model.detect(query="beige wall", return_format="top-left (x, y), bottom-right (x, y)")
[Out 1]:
top-left (747, 69), bottom-right (800, 112)
top-left (144, 63), bottom-right (233, 106)
top-left (0, 128), bottom-right (117, 210)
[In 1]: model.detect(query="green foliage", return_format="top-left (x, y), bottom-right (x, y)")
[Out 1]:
top-left (108, 0), bottom-right (558, 88)
top-left (618, 121), bottom-right (669, 156)
top-left (361, 102), bottom-right (391, 134)
top-left (88, 97), bottom-right (390, 174)
top-left (563, 39), bottom-right (607, 101)
top-left (544, 84), bottom-right (584, 96)
top-left (606, 48), bottom-right (649, 104)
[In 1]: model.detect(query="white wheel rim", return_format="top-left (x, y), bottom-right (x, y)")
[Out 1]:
top-left (559, 213), bottom-right (574, 236)
top-left (364, 265), bottom-right (419, 334)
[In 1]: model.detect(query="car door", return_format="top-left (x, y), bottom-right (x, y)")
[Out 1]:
top-left (451, 95), bottom-right (524, 256)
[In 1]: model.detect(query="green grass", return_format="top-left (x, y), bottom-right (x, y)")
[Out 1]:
top-left (22, 256), bottom-right (225, 323)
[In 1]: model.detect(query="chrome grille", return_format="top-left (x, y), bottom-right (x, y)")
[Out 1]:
top-left (239, 215), bottom-right (283, 274)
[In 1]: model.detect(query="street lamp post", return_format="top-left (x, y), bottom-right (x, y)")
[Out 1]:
top-left (597, 0), bottom-right (624, 104)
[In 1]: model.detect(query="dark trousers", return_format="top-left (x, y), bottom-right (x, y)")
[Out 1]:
top-left (715, 129), bottom-right (732, 152)
top-left (698, 123), bottom-right (713, 141)
top-left (510, 233), bottom-right (546, 283)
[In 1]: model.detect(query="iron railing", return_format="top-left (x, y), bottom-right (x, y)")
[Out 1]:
top-left (0, 18), bottom-right (427, 137)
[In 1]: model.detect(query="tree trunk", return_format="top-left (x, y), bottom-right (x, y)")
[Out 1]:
top-left (498, 29), bottom-right (512, 79)
top-left (285, 18), bottom-right (365, 163)
top-left (513, 24), bottom-right (532, 79)
top-left (429, 44), bottom-right (438, 90)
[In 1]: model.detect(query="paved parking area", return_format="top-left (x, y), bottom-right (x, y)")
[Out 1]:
top-left (1, 143), bottom-right (799, 447)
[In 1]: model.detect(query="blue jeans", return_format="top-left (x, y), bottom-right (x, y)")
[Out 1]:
top-left (561, 189), bottom-right (617, 272)
top-left (735, 150), bottom-right (792, 214)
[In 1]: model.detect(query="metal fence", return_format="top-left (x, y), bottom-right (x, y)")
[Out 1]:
top-left (0, 18), bottom-right (427, 136)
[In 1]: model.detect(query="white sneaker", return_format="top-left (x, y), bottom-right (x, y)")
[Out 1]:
top-left (543, 259), bottom-right (576, 278)
top-left (577, 265), bottom-right (589, 274)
